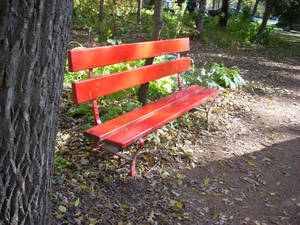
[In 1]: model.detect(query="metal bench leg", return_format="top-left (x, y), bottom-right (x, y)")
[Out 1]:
top-left (206, 97), bottom-right (217, 127)
top-left (131, 138), bottom-right (145, 177)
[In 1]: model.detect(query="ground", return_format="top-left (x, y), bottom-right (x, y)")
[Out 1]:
top-left (52, 31), bottom-right (300, 224)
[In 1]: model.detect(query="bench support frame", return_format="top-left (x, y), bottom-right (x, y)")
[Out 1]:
top-left (89, 138), bottom-right (145, 177)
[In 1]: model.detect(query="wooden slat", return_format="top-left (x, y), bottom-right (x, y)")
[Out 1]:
top-left (72, 58), bottom-right (190, 104)
top-left (84, 85), bottom-right (206, 141)
top-left (68, 38), bottom-right (190, 72)
top-left (105, 88), bottom-right (219, 148)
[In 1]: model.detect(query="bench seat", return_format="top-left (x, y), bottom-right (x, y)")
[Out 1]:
top-left (85, 85), bottom-right (218, 149)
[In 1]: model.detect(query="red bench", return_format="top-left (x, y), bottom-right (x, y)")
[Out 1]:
top-left (68, 38), bottom-right (219, 177)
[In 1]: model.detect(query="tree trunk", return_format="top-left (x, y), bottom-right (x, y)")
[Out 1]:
top-left (219, 0), bottom-right (229, 27)
top-left (212, 0), bottom-right (216, 9)
top-left (217, 0), bottom-right (221, 9)
top-left (236, 0), bottom-right (242, 12)
top-left (196, 0), bottom-right (207, 39)
top-left (99, 0), bottom-right (105, 22)
top-left (137, 0), bottom-right (142, 24)
top-left (138, 0), bottom-right (164, 106)
top-left (252, 0), bottom-right (260, 16)
top-left (0, 1), bottom-right (73, 224)
top-left (256, 0), bottom-right (272, 39)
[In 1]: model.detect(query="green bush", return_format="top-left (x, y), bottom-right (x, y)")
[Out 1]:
top-left (183, 63), bottom-right (246, 89)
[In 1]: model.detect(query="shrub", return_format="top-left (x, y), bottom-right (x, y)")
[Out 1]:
top-left (183, 63), bottom-right (246, 89)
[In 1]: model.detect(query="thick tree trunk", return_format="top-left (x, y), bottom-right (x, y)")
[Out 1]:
top-left (219, 0), bottom-right (229, 27)
top-left (0, 1), bottom-right (73, 224)
top-left (256, 0), bottom-right (272, 39)
top-left (252, 0), bottom-right (260, 16)
top-left (236, 0), bottom-right (243, 12)
top-left (99, 0), bottom-right (105, 22)
top-left (138, 0), bottom-right (164, 106)
top-left (196, 0), bottom-right (207, 39)
top-left (137, 0), bottom-right (142, 24)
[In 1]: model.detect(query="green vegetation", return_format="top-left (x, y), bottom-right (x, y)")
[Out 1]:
top-left (183, 63), bottom-right (245, 89)
top-left (65, 0), bottom-right (299, 128)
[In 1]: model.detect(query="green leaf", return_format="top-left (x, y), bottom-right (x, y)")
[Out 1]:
top-left (204, 177), bottom-right (210, 185)
top-left (75, 198), bottom-right (80, 207)
top-left (59, 205), bottom-right (67, 213)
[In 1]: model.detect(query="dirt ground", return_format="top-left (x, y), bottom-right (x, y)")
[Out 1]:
top-left (52, 32), bottom-right (300, 225)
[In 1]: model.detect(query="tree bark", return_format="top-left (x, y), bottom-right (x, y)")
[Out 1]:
top-left (252, 0), bottom-right (260, 16)
top-left (99, 0), bottom-right (105, 22)
top-left (256, 0), bottom-right (272, 39)
top-left (138, 0), bottom-right (164, 106)
top-left (137, 0), bottom-right (142, 24)
top-left (0, 1), bottom-right (73, 224)
top-left (219, 0), bottom-right (229, 27)
top-left (236, 0), bottom-right (243, 12)
top-left (196, 0), bottom-right (207, 39)
top-left (212, 0), bottom-right (216, 9)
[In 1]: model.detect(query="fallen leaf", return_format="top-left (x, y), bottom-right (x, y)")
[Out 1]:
top-left (204, 177), bottom-right (210, 185)
top-left (176, 201), bottom-right (183, 209)
top-left (120, 203), bottom-right (129, 209)
top-left (248, 161), bottom-right (255, 166)
top-left (176, 173), bottom-right (183, 179)
top-left (75, 198), bottom-right (80, 207)
top-left (58, 205), bottom-right (67, 213)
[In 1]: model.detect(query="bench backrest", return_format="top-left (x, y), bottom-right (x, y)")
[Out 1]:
top-left (68, 38), bottom-right (190, 104)
top-left (68, 38), bottom-right (190, 125)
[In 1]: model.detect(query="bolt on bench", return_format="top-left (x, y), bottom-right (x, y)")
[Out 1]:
top-left (68, 38), bottom-right (219, 177)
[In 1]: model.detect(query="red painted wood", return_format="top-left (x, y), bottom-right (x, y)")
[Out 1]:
top-left (68, 38), bottom-right (190, 72)
top-left (105, 88), bottom-right (219, 148)
top-left (88, 69), bottom-right (101, 125)
top-left (72, 58), bottom-right (190, 104)
top-left (84, 85), bottom-right (205, 141)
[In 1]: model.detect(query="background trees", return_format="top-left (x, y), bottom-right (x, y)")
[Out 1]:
top-left (0, 1), bottom-right (73, 224)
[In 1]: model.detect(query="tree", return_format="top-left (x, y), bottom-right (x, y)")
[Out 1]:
top-left (0, 1), bottom-right (73, 224)
top-left (219, 0), bottom-right (230, 27)
top-left (252, 0), bottom-right (260, 16)
top-left (256, 0), bottom-right (272, 39)
top-left (137, 0), bottom-right (143, 23)
top-left (99, 0), bottom-right (105, 22)
top-left (196, 0), bottom-right (207, 39)
top-left (138, 0), bottom-right (164, 105)
top-left (236, 0), bottom-right (243, 12)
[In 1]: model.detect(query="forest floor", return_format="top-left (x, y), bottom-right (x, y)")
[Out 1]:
top-left (52, 29), bottom-right (300, 225)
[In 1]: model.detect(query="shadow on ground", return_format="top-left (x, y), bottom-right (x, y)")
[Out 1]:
top-left (52, 137), bottom-right (300, 225)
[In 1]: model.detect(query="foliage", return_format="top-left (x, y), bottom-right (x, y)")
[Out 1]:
top-left (202, 12), bottom-right (283, 48)
top-left (54, 155), bottom-right (69, 172)
top-left (183, 63), bottom-right (245, 89)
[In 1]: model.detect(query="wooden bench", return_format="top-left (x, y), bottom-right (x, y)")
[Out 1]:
top-left (68, 38), bottom-right (219, 177)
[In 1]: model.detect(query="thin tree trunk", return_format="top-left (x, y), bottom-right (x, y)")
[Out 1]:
top-left (256, 0), bottom-right (272, 39)
top-left (197, 0), bottom-right (207, 39)
top-left (137, 0), bottom-right (142, 24)
top-left (0, 1), bottom-right (73, 224)
top-left (99, 0), bottom-right (105, 22)
top-left (236, 0), bottom-right (242, 12)
top-left (217, 0), bottom-right (221, 8)
top-left (212, 0), bottom-right (216, 9)
top-left (252, 0), bottom-right (260, 16)
top-left (138, 0), bottom-right (164, 106)
top-left (219, 0), bottom-right (229, 27)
